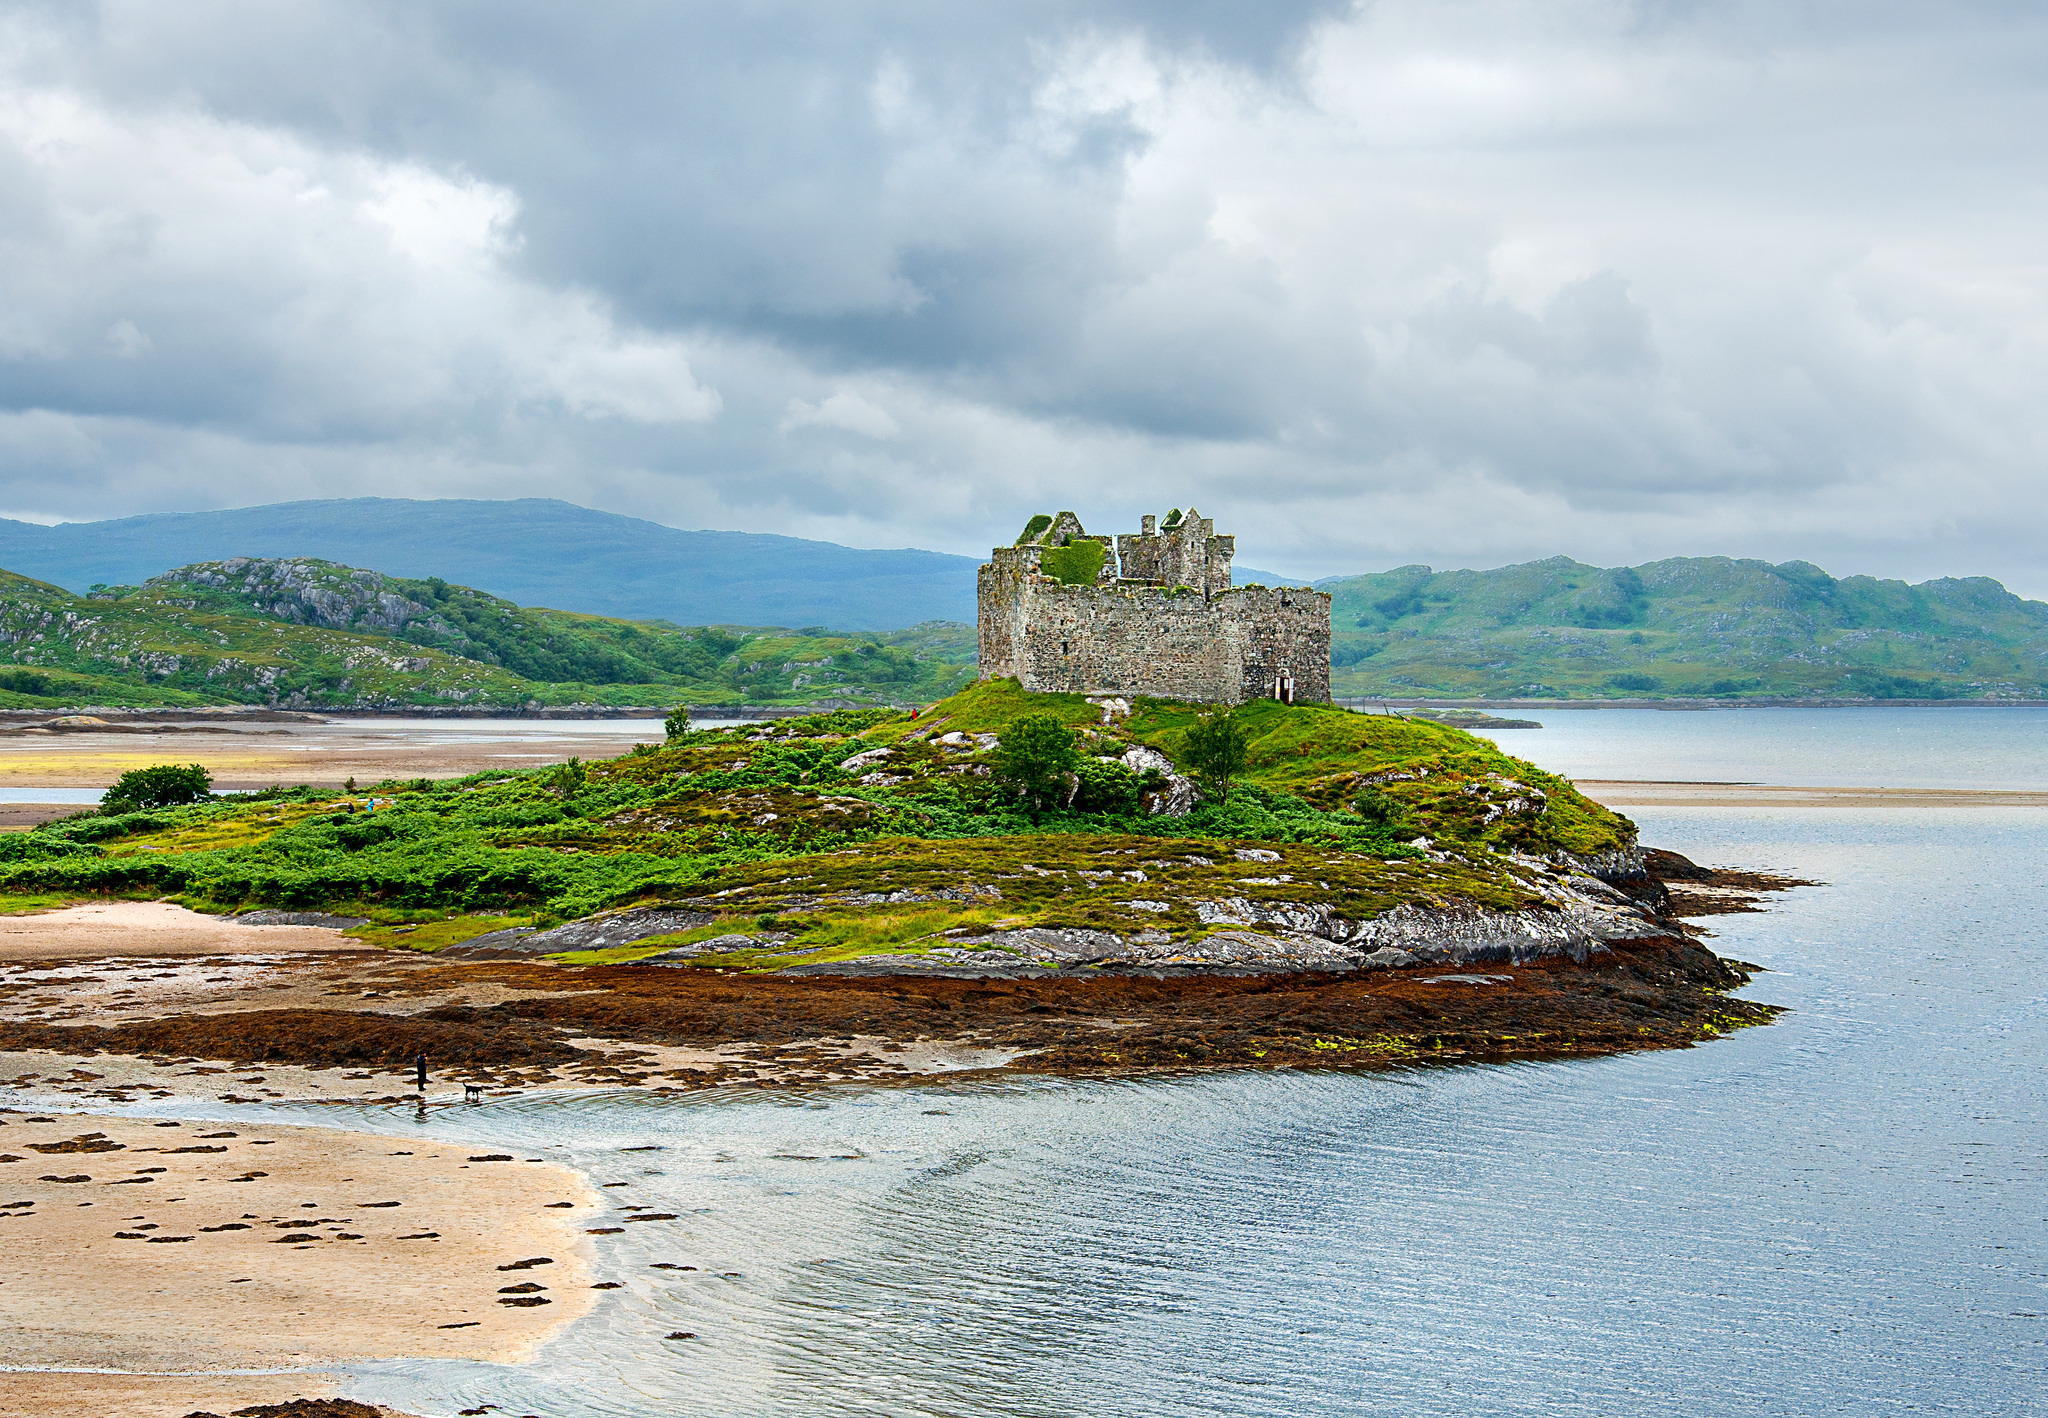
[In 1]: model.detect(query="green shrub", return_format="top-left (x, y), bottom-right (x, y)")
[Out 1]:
top-left (0, 668), bottom-right (53, 696)
top-left (1073, 756), bottom-right (1142, 815)
top-left (1351, 788), bottom-right (1409, 832)
top-left (994, 712), bottom-right (1080, 815)
top-left (102, 763), bottom-right (212, 815)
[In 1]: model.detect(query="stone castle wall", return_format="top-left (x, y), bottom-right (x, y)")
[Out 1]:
top-left (977, 514), bottom-right (1330, 705)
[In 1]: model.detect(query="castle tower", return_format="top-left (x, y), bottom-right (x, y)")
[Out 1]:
top-left (977, 510), bottom-right (1329, 705)
top-left (1113, 507), bottom-right (1234, 596)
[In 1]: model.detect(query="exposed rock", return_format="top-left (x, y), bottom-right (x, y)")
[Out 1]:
top-left (636, 932), bottom-right (792, 965)
top-left (441, 906), bottom-right (716, 956)
top-left (232, 910), bottom-right (369, 928)
top-left (783, 869), bottom-right (1678, 978)
top-left (1121, 744), bottom-right (1196, 816)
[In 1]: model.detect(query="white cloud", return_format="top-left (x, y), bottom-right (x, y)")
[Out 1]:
top-left (0, 73), bottom-right (719, 446)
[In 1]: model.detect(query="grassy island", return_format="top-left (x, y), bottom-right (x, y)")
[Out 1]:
top-left (0, 684), bottom-right (1784, 1083)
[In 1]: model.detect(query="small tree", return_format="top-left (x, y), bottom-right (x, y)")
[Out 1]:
top-left (994, 712), bottom-right (1080, 816)
top-left (664, 706), bottom-right (695, 741)
top-left (1182, 709), bottom-right (1249, 806)
top-left (101, 763), bottom-right (212, 815)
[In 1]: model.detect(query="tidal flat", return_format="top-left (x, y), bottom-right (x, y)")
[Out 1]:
top-left (9, 704), bottom-right (2037, 1415)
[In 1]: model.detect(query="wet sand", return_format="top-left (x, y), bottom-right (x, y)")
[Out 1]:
top-left (0, 901), bottom-right (371, 962)
top-left (1578, 780), bottom-right (2048, 808)
top-left (0, 1112), bottom-right (597, 1412)
top-left (0, 1368), bottom-right (381, 1418)
top-left (0, 716), bottom-right (667, 791)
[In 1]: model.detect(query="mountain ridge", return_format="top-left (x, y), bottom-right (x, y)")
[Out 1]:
top-left (0, 556), bottom-right (976, 710)
top-left (0, 498), bottom-right (982, 631)
top-left (1319, 554), bottom-right (2048, 700)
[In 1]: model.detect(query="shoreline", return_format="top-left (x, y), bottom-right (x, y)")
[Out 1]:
top-left (0, 858), bottom-right (1795, 1093)
top-left (0, 850), bottom-right (1804, 1413)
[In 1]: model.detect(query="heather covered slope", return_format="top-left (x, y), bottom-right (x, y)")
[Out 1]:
top-left (0, 558), bottom-right (977, 709)
top-left (1323, 555), bottom-right (2048, 700)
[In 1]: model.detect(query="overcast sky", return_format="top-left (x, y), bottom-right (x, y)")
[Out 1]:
top-left (2, 1), bottom-right (2044, 590)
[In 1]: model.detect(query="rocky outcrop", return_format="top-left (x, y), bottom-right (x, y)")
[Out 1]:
top-left (1121, 744), bottom-right (1197, 816)
top-left (775, 872), bottom-right (1678, 979)
top-left (442, 906), bottom-right (717, 956)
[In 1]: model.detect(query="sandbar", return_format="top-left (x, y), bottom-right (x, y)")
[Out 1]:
top-left (0, 717), bottom-right (664, 791)
top-left (0, 901), bottom-right (369, 962)
top-left (0, 1111), bottom-right (598, 1409)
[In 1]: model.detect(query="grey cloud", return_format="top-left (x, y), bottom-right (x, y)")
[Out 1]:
top-left (1, 1), bottom-right (2046, 599)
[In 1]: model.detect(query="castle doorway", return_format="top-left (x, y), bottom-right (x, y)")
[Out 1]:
top-left (1273, 668), bottom-right (1295, 704)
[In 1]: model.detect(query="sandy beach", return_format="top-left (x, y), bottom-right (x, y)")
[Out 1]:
top-left (0, 900), bottom-right (376, 963)
top-left (0, 1111), bottom-right (597, 1414)
top-left (0, 717), bottom-right (666, 793)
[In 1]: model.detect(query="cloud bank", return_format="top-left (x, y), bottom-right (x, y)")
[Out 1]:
top-left (2, 1), bottom-right (2045, 591)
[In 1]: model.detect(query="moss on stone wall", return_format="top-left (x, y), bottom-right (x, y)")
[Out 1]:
top-left (1039, 539), bottom-right (1108, 586)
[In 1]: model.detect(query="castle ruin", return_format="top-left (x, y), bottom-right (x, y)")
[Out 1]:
top-left (977, 509), bottom-right (1331, 705)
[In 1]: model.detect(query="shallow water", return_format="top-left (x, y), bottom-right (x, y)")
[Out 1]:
top-left (1461, 703), bottom-right (2048, 790)
top-left (0, 787), bottom-right (102, 803)
top-left (9, 709), bottom-right (2044, 1415)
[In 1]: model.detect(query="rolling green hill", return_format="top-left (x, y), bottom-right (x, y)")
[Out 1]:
top-left (0, 558), bottom-right (976, 710)
top-left (1324, 556), bottom-right (2048, 701)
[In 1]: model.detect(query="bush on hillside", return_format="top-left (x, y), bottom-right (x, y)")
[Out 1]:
top-left (1182, 709), bottom-right (1249, 805)
top-left (101, 763), bottom-right (212, 815)
top-left (1073, 755), bottom-right (1142, 815)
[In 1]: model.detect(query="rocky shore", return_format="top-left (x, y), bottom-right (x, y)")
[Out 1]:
top-left (0, 852), bottom-right (1797, 1093)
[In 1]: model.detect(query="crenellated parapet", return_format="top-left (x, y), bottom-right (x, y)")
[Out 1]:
top-left (977, 510), bottom-right (1328, 705)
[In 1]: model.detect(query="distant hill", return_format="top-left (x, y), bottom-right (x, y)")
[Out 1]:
top-left (0, 498), bottom-right (982, 631)
top-left (0, 497), bottom-right (1309, 632)
top-left (1321, 556), bottom-right (2048, 700)
top-left (0, 557), bottom-right (976, 710)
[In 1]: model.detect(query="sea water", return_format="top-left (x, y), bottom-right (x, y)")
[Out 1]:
top-left (20, 710), bottom-right (2048, 1415)
top-left (1458, 703), bottom-right (2048, 790)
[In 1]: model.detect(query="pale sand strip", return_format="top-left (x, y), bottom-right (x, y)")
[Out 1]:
top-left (1576, 781), bottom-right (2048, 809)
top-left (0, 1112), bottom-right (600, 1404)
top-left (0, 901), bottom-right (367, 963)
top-left (0, 1369), bottom-right (367, 1418)
top-left (0, 720), bottom-right (661, 790)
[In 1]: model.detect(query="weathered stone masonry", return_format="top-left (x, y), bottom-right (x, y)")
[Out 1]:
top-left (978, 510), bottom-right (1331, 704)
